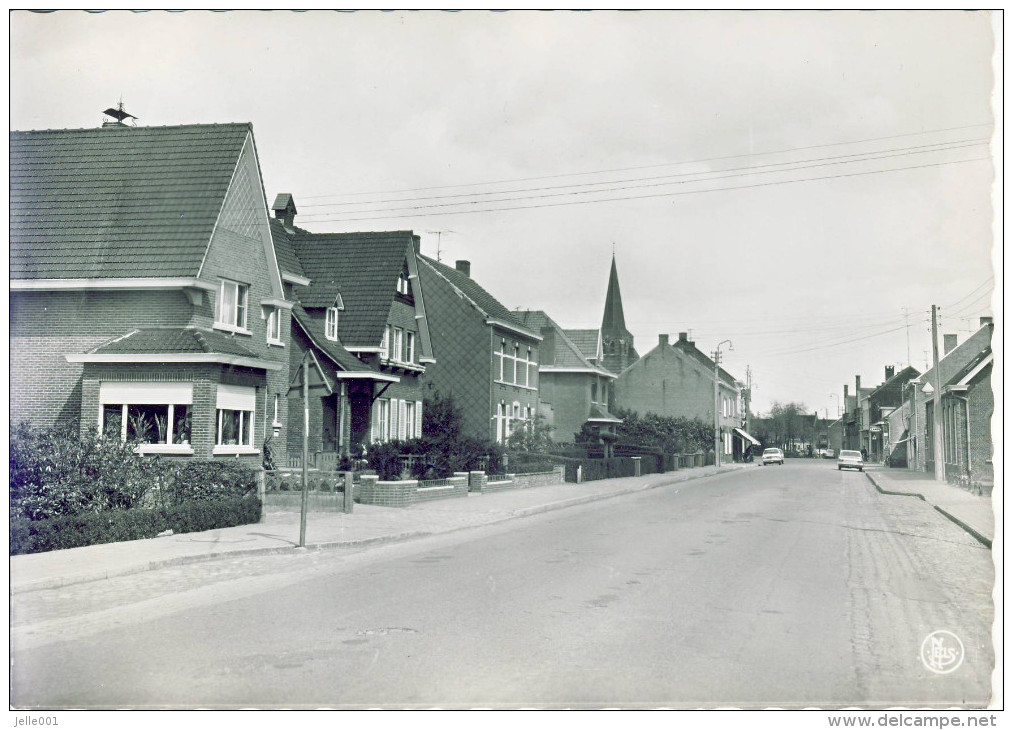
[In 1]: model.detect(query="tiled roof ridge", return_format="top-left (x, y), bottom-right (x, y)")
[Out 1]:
top-left (10, 121), bottom-right (253, 136)
top-left (417, 255), bottom-right (490, 320)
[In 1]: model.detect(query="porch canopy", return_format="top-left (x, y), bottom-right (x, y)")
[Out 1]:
top-left (733, 427), bottom-right (761, 446)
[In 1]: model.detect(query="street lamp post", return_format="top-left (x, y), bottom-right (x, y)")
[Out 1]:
top-left (713, 340), bottom-right (733, 468)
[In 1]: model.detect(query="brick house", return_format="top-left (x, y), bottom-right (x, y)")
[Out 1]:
top-left (268, 196), bottom-right (435, 462)
top-left (514, 310), bottom-right (621, 444)
top-left (10, 121), bottom-right (291, 465)
top-left (906, 318), bottom-right (993, 491)
top-left (614, 332), bottom-right (753, 460)
top-left (416, 258), bottom-right (541, 444)
top-left (864, 365), bottom-right (921, 462)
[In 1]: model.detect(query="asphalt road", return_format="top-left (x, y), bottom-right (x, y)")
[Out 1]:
top-left (10, 461), bottom-right (995, 708)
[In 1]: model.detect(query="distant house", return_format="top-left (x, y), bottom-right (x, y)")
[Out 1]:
top-left (416, 258), bottom-right (541, 444)
top-left (614, 332), bottom-right (754, 460)
top-left (10, 120), bottom-right (290, 464)
top-left (863, 365), bottom-right (921, 462)
top-left (268, 195), bottom-right (435, 462)
top-left (907, 318), bottom-right (993, 492)
top-left (514, 310), bottom-right (621, 444)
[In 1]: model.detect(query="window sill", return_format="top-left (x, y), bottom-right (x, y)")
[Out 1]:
top-left (135, 444), bottom-right (195, 456)
top-left (267, 338), bottom-right (286, 348)
top-left (213, 446), bottom-right (261, 456)
top-left (493, 380), bottom-right (538, 392)
top-left (213, 323), bottom-right (252, 337)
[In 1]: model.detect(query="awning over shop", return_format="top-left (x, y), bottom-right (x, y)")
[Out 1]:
top-left (733, 427), bottom-right (761, 446)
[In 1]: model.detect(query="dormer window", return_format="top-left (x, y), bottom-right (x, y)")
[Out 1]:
top-left (325, 307), bottom-right (339, 341)
top-left (397, 273), bottom-right (411, 296)
top-left (216, 279), bottom-right (249, 331)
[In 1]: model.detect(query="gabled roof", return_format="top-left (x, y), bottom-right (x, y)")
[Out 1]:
top-left (919, 323), bottom-right (994, 396)
top-left (285, 230), bottom-right (418, 347)
top-left (289, 303), bottom-right (384, 376)
top-left (514, 310), bottom-right (614, 376)
top-left (868, 365), bottom-right (921, 400)
top-left (670, 338), bottom-right (737, 387)
top-left (418, 255), bottom-right (537, 338)
top-left (268, 218), bottom-right (308, 281)
top-left (566, 328), bottom-right (601, 361)
top-left (10, 123), bottom-right (252, 280)
top-left (91, 327), bottom-right (262, 358)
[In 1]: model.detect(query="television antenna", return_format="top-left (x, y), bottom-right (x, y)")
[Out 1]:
top-left (426, 230), bottom-right (456, 262)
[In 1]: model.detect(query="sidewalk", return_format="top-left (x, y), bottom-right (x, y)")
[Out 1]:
top-left (9, 464), bottom-right (746, 595)
top-left (864, 465), bottom-right (996, 548)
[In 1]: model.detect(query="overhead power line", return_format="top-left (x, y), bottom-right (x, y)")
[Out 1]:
top-left (304, 155), bottom-right (991, 224)
top-left (297, 121), bottom-right (994, 200)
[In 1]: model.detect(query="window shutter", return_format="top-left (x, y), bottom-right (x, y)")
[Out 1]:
top-left (415, 400), bottom-right (423, 438)
top-left (399, 400), bottom-right (408, 440)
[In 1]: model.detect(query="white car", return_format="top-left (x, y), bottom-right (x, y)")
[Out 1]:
top-left (761, 448), bottom-right (784, 466)
top-left (837, 449), bottom-right (864, 471)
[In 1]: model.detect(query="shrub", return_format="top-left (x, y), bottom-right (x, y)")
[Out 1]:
top-left (10, 496), bottom-right (262, 556)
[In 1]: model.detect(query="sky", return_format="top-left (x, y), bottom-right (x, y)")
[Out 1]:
top-left (9, 10), bottom-right (1000, 418)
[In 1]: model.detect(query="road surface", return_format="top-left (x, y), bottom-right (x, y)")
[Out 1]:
top-left (10, 461), bottom-right (995, 708)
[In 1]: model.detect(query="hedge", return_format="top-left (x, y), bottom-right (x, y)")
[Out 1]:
top-left (10, 496), bottom-right (262, 556)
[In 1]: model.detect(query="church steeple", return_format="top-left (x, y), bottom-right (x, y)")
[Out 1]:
top-left (600, 255), bottom-right (638, 375)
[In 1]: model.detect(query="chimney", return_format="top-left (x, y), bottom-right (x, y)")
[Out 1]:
top-left (659, 334), bottom-right (670, 347)
top-left (455, 260), bottom-right (471, 277)
top-left (885, 365), bottom-right (895, 380)
top-left (855, 375), bottom-right (861, 397)
top-left (943, 334), bottom-right (958, 354)
top-left (272, 194), bottom-right (297, 233)
top-left (980, 316), bottom-right (993, 327)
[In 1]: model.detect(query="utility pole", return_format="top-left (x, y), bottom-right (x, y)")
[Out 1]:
top-left (744, 365), bottom-right (753, 432)
top-left (931, 305), bottom-right (944, 481)
top-left (902, 307), bottom-right (911, 366)
top-left (713, 340), bottom-right (732, 468)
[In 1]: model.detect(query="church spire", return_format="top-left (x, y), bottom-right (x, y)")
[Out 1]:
top-left (600, 254), bottom-right (638, 374)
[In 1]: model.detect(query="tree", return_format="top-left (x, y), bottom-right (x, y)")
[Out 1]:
top-left (753, 401), bottom-right (809, 451)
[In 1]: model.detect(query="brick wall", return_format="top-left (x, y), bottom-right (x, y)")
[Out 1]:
top-left (416, 261), bottom-right (496, 441)
top-left (10, 290), bottom-right (193, 428)
top-left (511, 468), bottom-right (565, 488)
top-left (967, 365), bottom-right (994, 490)
top-left (615, 344), bottom-right (714, 421)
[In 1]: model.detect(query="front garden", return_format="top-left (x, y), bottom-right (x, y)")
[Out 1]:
top-left (9, 423), bottom-right (261, 555)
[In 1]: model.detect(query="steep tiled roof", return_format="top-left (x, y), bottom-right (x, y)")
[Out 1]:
top-left (921, 323), bottom-right (993, 392)
top-left (514, 310), bottom-right (613, 375)
top-left (671, 339), bottom-right (737, 387)
top-left (287, 231), bottom-right (415, 346)
top-left (268, 219), bottom-right (307, 280)
top-left (566, 329), bottom-right (601, 361)
top-left (10, 123), bottom-right (252, 280)
top-left (587, 404), bottom-right (623, 423)
top-left (418, 256), bottom-right (532, 333)
top-left (290, 303), bottom-right (376, 375)
top-left (92, 327), bottom-right (261, 358)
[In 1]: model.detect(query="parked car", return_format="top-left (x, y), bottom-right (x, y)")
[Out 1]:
top-left (823, 448), bottom-right (836, 459)
top-left (761, 448), bottom-right (785, 466)
top-left (837, 449), bottom-right (864, 471)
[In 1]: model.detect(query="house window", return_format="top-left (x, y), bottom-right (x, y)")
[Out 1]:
top-left (215, 384), bottom-right (256, 451)
top-left (405, 401), bottom-right (416, 439)
top-left (499, 340), bottom-right (506, 381)
top-left (216, 279), bottom-right (249, 330)
top-left (382, 326), bottom-right (391, 359)
top-left (496, 401), bottom-right (505, 443)
top-left (376, 399), bottom-right (391, 442)
top-left (266, 308), bottom-right (283, 344)
top-left (405, 331), bottom-right (416, 364)
top-left (99, 382), bottom-right (193, 453)
top-left (397, 272), bottom-right (412, 297)
top-left (273, 394), bottom-right (281, 427)
top-left (591, 381), bottom-right (598, 404)
top-left (325, 307), bottom-right (339, 341)
top-left (392, 328), bottom-right (404, 363)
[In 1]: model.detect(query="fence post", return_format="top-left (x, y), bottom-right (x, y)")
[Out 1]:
top-left (256, 469), bottom-right (266, 523)
top-left (343, 471), bottom-right (354, 514)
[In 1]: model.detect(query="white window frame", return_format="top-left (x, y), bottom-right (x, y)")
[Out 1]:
top-left (392, 327), bottom-right (404, 363)
top-left (382, 326), bottom-right (392, 360)
top-left (266, 307), bottom-right (284, 346)
top-left (98, 382), bottom-right (194, 455)
top-left (325, 307), bottom-right (339, 341)
top-left (215, 279), bottom-right (250, 333)
top-left (214, 384), bottom-right (257, 454)
top-left (405, 331), bottom-right (416, 364)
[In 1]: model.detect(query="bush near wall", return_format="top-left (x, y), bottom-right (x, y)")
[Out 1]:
top-left (10, 496), bottom-right (261, 555)
top-left (366, 437), bottom-right (504, 480)
top-left (9, 424), bottom-right (262, 554)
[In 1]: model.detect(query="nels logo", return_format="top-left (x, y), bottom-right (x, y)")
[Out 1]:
top-left (920, 631), bottom-right (964, 674)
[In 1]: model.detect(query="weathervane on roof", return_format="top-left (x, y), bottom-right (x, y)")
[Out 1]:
top-left (102, 99), bottom-right (138, 127)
